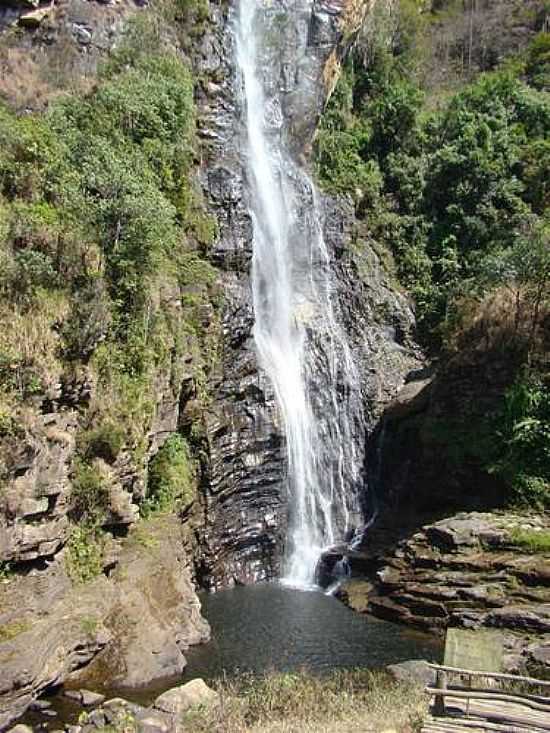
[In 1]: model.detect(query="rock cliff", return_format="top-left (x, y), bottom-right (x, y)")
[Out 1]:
top-left (193, 0), bottom-right (422, 588)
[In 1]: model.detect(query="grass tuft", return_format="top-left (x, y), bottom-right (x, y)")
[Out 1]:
top-left (508, 528), bottom-right (550, 554)
top-left (182, 670), bottom-right (426, 733)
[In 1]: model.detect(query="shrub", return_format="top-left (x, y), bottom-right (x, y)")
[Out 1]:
top-left (142, 433), bottom-right (194, 516)
top-left (71, 458), bottom-right (110, 522)
top-left (526, 33), bottom-right (550, 90)
top-left (78, 421), bottom-right (126, 463)
top-left (66, 525), bottom-right (104, 583)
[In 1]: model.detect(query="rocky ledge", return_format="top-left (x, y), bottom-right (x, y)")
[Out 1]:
top-left (7, 678), bottom-right (219, 733)
top-left (0, 517), bottom-right (209, 730)
top-left (338, 512), bottom-right (550, 675)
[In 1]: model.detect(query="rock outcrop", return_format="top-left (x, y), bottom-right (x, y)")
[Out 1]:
top-left (32, 679), bottom-right (220, 733)
top-left (0, 517), bottom-right (209, 730)
top-left (340, 512), bottom-right (550, 675)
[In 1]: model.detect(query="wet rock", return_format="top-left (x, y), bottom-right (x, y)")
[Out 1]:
top-left (195, 0), bottom-right (421, 588)
top-left (153, 679), bottom-right (219, 716)
top-left (64, 689), bottom-right (105, 706)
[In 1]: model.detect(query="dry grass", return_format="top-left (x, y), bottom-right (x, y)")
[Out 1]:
top-left (0, 290), bottom-right (69, 395)
top-left (0, 47), bottom-right (54, 111)
top-left (182, 670), bottom-right (426, 733)
top-left (446, 285), bottom-right (549, 359)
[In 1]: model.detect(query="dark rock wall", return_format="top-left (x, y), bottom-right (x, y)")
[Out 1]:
top-left (193, 0), bottom-right (423, 588)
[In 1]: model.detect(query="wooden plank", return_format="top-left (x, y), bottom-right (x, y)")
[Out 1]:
top-left (447, 682), bottom-right (550, 705)
top-left (422, 715), bottom-right (543, 733)
top-left (425, 686), bottom-right (550, 712)
top-left (429, 663), bottom-right (550, 689)
top-left (436, 695), bottom-right (550, 732)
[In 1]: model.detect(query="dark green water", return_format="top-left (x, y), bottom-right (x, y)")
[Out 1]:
top-left (184, 584), bottom-right (442, 678)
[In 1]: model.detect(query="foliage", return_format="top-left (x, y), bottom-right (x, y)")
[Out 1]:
top-left (489, 372), bottom-right (550, 509)
top-left (0, 7), bottom-right (220, 506)
top-left (70, 458), bottom-right (110, 523)
top-left (526, 33), bottom-right (550, 91)
top-left (78, 421), bottom-right (126, 464)
top-left (80, 616), bottom-right (99, 635)
top-left (65, 524), bottom-right (104, 584)
top-left (316, 0), bottom-right (550, 508)
top-left (316, 1), bottom-right (550, 347)
top-left (508, 528), bottom-right (550, 554)
top-left (142, 433), bottom-right (195, 516)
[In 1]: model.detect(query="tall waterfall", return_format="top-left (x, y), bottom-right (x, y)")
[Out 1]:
top-left (236, 0), bottom-right (364, 587)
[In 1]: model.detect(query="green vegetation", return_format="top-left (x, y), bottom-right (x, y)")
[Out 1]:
top-left (65, 525), bottom-right (105, 584)
top-left (0, 619), bottom-right (31, 642)
top-left (490, 373), bottom-right (550, 509)
top-left (70, 458), bottom-right (110, 523)
top-left (317, 21), bottom-right (549, 346)
top-left (80, 616), bottom-right (99, 636)
top-left (316, 0), bottom-right (549, 509)
top-left (509, 528), bottom-right (550, 553)
top-left (0, 3), bottom-right (220, 552)
top-left (182, 670), bottom-right (425, 733)
top-left (142, 433), bottom-right (195, 516)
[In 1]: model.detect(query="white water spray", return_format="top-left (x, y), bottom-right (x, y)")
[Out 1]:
top-left (236, 0), bottom-right (364, 587)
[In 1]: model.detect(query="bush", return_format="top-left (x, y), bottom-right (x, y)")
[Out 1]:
top-left (142, 433), bottom-right (194, 516)
top-left (71, 458), bottom-right (110, 522)
top-left (488, 372), bottom-right (550, 509)
top-left (78, 421), bottom-right (126, 463)
top-left (66, 525), bottom-right (104, 583)
top-left (526, 32), bottom-right (550, 90)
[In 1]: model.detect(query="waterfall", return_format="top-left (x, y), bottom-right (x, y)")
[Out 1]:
top-left (235, 0), bottom-right (364, 587)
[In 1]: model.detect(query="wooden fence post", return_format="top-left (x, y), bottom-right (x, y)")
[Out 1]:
top-left (433, 670), bottom-right (447, 716)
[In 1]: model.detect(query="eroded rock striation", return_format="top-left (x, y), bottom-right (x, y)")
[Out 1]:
top-left (194, 0), bottom-right (422, 588)
top-left (339, 512), bottom-right (550, 675)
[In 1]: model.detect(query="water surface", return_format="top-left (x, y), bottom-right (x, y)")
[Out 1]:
top-left (183, 584), bottom-right (442, 678)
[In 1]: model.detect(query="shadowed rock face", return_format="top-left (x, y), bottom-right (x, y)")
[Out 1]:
top-left (194, 0), bottom-right (421, 589)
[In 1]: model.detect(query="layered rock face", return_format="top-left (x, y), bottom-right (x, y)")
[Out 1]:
top-left (193, 0), bottom-right (422, 588)
top-left (339, 512), bottom-right (550, 675)
top-left (0, 517), bottom-right (210, 730)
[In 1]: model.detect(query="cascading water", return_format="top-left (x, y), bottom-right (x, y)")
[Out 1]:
top-left (236, 0), bottom-right (365, 587)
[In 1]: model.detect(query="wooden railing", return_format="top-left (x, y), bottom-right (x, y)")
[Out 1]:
top-left (425, 663), bottom-right (550, 731)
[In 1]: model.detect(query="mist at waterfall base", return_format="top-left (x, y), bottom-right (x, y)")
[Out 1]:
top-left (237, 1), bottom-right (367, 587)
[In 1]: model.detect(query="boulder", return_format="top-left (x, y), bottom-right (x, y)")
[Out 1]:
top-left (153, 679), bottom-right (219, 716)
top-left (18, 7), bottom-right (51, 27)
top-left (64, 689), bottom-right (105, 706)
top-left (386, 659), bottom-right (434, 686)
